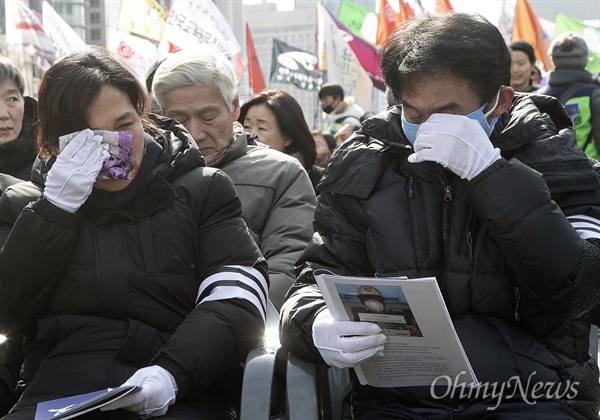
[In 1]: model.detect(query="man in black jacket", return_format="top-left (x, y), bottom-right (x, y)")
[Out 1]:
top-left (280, 12), bottom-right (600, 419)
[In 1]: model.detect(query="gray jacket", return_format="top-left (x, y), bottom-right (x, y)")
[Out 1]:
top-left (212, 122), bottom-right (316, 308)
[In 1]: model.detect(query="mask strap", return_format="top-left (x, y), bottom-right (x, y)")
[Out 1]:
top-left (483, 90), bottom-right (501, 118)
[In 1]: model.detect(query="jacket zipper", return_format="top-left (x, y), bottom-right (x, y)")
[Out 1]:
top-left (466, 232), bottom-right (474, 267)
top-left (514, 286), bottom-right (521, 322)
top-left (442, 185), bottom-right (452, 240)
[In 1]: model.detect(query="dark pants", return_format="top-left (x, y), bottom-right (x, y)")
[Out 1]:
top-left (2, 317), bottom-right (238, 419)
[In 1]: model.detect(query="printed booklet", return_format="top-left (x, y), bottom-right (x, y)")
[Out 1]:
top-left (314, 270), bottom-right (478, 388)
top-left (34, 385), bottom-right (140, 420)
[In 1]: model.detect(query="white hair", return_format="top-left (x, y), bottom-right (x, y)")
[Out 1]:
top-left (152, 44), bottom-right (238, 112)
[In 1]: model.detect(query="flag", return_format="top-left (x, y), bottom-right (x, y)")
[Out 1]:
top-left (317, 3), bottom-right (373, 110)
top-left (497, 0), bottom-right (517, 45)
top-left (160, 0), bottom-right (245, 80)
top-left (435, 0), bottom-right (454, 13)
top-left (270, 38), bottom-right (324, 91)
top-left (554, 12), bottom-right (600, 73)
top-left (329, 8), bottom-right (385, 91)
top-left (337, 0), bottom-right (378, 45)
top-left (246, 23), bottom-right (266, 94)
top-left (42, 1), bottom-right (88, 62)
top-left (513, 0), bottom-right (553, 71)
top-left (376, 0), bottom-right (414, 47)
top-left (108, 29), bottom-right (158, 79)
top-left (5, 0), bottom-right (55, 70)
top-left (117, 0), bottom-right (166, 42)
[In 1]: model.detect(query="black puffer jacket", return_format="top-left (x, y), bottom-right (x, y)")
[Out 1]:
top-left (0, 97), bottom-right (37, 194)
top-left (0, 115), bottom-right (268, 411)
top-left (280, 94), bottom-right (600, 417)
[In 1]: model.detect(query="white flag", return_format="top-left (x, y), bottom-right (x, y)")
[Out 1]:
top-left (108, 29), bottom-right (158, 80)
top-left (317, 3), bottom-right (373, 111)
top-left (5, 0), bottom-right (55, 70)
top-left (42, 1), bottom-right (88, 62)
top-left (159, 0), bottom-right (245, 79)
top-left (497, 0), bottom-right (517, 45)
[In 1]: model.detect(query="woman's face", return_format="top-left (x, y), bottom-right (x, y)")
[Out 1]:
top-left (0, 78), bottom-right (24, 145)
top-left (86, 85), bottom-right (145, 192)
top-left (510, 50), bottom-right (535, 92)
top-left (243, 103), bottom-right (291, 153)
top-left (313, 133), bottom-right (332, 167)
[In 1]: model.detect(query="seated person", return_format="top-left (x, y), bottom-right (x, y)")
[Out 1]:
top-left (151, 47), bottom-right (316, 309)
top-left (0, 46), bottom-right (268, 419)
top-left (280, 13), bottom-right (600, 418)
top-left (0, 56), bottom-right (37, 196)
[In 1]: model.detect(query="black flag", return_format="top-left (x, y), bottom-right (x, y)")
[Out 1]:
top-left (270, 38), bottom-right (325, 91)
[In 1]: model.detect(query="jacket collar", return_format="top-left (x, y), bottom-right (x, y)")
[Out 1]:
top-left (210, 121), bottom-right (247, 168)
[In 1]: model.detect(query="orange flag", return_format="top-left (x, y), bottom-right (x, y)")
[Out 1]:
top-left (376, 0), bottom-right (414, 47)
top-left (246, 23), bottom-right (266, 95)
top-left (512, 0), bottom-right (554, 71)
top-left (435, 0), bottom-right (454, 13)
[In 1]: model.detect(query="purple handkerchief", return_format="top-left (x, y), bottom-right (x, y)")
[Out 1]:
top-left (58, 130), bottom-right (133, 180)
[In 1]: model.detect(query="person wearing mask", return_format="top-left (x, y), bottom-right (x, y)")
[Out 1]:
top-left (239, 89), bottom-right (324, 192)
top-left (538, 32), bottom-right (600, 161)
top-left (0, 56), bottom-right (37, 196)
top-left (151, 47), bottom-right (316, 310)
top-left (318, 83), bottom-right (365, 135)
top-left (0, 46), bottom-right (268, 419)
top-left (509, 39), bottom-right (542, 93)
top-left (280, 13), bottom-right (600, 418)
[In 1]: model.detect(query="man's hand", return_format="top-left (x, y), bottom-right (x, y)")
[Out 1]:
top-left (100, 366), bottom-right (177, 418)
top-left (44, 128), bottom-right (109, 212)
top-left (312, 308), bottom-right (387, 368)
top-left (408, 113), bottom-right (501, 180)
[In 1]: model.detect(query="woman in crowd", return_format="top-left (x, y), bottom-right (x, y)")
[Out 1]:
top-left (311, 129), bottom-right (335, 168)
top-left (0, 46), bottom-right (268, 419)
top-left (0, 56), bottom-right (37, 195)
top-left (239, 90), bottom-right (323, 191)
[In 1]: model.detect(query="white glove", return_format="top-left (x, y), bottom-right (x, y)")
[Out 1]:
top-left (44, 128), bottom-right (109, 212)
top-left (100, 365), bottom-right (177, 418)
top-left (312, 308), bottom-right (387, 368)
top-left (408, 113), bottom-right (501, 181)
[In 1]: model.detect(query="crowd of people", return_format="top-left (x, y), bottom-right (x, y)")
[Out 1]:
top-left (1, 9), bottom-right (600, 420)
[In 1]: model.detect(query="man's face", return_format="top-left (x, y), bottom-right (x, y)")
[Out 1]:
top-left (0, 78), bottom-right (24, 145)
top-left (162, 84), bottom-right (239, 165)
top-left (319, 95), bottom-right (339, 114)
top-left (334, 123), bottom-right (357, 145)
top-left (400, 71), bottom-right (486, 124)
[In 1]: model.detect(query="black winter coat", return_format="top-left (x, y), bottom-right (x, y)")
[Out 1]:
top-left (280, 94), bottom-right (600, 418)
top-left (0, 115), bottom-right (268, 417)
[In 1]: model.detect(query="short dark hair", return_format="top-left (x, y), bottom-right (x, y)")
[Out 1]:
top-left (37, 46), bottom-right (152, 158)
top-left (509, 39), bottom-right (536, 65)
top-left (318, 83), bottom-right (344, 100)
top-left (239, 90), bottom-right (316, 170)
top-left (0, 56), bottom-right (25, 95)
top-left (380, 13), bottom-right (510, 104)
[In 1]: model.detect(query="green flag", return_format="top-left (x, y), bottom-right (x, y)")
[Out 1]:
top-left (554, 12), bottom-right (600, 73)
top-left (337, 0), bottom-right (377, 45)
